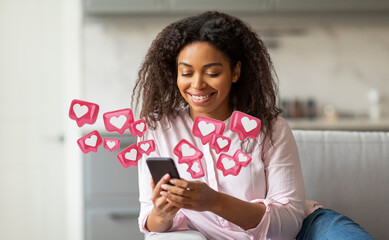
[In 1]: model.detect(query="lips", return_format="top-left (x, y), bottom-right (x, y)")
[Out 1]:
top-left (187, 92), bottom-right (215, 104)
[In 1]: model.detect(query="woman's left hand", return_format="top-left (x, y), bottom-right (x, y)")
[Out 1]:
top-left (160, 179), bottom-right (219, 212)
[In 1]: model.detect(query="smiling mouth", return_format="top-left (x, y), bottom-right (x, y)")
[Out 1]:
top-left (187, 92), bottom-right (216, 103)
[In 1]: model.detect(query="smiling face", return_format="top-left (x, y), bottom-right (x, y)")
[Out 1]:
top-left (177, 42), bottom-right (241, 121)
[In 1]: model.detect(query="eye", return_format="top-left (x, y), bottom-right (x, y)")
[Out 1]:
top-left (207, 73), bottom-right (220, 77)
top-left (181, 73), bottom-right (193, 77)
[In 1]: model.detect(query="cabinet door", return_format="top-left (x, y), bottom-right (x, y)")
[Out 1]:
top-left (86, 208), bottom-right (144, 240)
top-left (84, 134), bottom-right (138, 202)
top-left (168, 0), bottom-right (274, 13)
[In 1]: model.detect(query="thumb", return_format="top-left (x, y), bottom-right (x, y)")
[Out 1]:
top-left (151, 178), bottom-right (155, 190)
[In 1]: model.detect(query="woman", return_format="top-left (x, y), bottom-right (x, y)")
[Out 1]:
top-left (132, 11), bottom-right (375, 240)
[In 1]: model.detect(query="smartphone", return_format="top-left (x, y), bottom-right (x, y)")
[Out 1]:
top-left (146, 157), bottom-right (180, 185)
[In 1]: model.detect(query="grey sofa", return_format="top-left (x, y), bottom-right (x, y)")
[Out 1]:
top-left (145, 130), bottom-right (389, 240)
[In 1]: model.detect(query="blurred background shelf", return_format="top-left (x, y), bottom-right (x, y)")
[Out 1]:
top-left (287, 118), bottom-right (389, 131)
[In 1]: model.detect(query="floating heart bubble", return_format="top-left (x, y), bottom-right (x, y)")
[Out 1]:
top-left (192, 116), bottom-right (225, 145)
top-left (210, 134), bottom-right (231, 154)
top-left (233, 149), bottom-right (252, 167)
top-left (129, 119), bottom-right (147, 137)
top-left (77, 130), bottom-right (103, 153)
top-left (103, 138), bottom-right (120, 152)
top-left (186, 159), bottom-right (204, 179)
top-left (85, 135), bottom-right (97, 147)
top-left (69, 99), bottom-right (99, 127)
top-left (103, 108), bottom-right (134, 135)
top-left (116, 144), bottom-right (141, 168)
top-left (173, 139), bottom-right (203, 164)
top-left (137, 139), bottom-right (155, 156)
top-left (216, 153), bottom-right (242, 176)
top-left (230, 111), bottom-right (261, 140)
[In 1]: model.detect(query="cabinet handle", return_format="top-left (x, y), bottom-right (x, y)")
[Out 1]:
top-left (109, 209), bottom-right (139, 220)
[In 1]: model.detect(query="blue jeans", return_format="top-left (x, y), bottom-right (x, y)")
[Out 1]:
top-left (297, 208), bottom-right (375, 240)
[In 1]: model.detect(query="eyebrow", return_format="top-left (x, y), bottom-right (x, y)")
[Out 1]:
top-left (178, 62), bottom-right (223, 68)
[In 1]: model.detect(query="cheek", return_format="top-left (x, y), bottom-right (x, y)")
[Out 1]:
top-left (176, 78), bottom-right (187, 95)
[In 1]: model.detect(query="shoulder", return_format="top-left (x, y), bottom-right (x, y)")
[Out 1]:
top-left (261, 116), bottom-right (294, 147)
top-left (272, 116), bottom-right (292, 136)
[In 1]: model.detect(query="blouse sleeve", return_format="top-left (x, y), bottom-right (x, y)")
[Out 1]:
top-left (245, 117), bottom-right (306, 239)
top-left (137, 127), bottom-right (189, 235)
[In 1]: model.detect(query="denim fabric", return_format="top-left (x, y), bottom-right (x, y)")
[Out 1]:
top-left (297, 208), bottom-right (376, 240)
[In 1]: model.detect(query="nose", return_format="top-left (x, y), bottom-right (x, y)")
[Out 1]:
top-left (191, 73), bottom-right (206, 89)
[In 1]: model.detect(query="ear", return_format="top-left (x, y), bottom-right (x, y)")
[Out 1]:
top-left (232, 61), bottom-right (241, 83)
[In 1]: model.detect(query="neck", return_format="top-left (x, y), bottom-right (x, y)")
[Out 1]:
top-left (189, 105), bottom-right (234, 121)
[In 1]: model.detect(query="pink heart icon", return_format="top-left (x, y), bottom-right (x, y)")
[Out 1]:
top-left (233, 149), bottom-right (252, 167)
top-left (192, 116), bottom-right (225, 145)
top-left (129, 119), bottom-right (147, 137)
top-left (173, 139), bottom-right (203, 164)
top-left (216, 153), bottom-right (242, 176)
top-left (186, 159), bottom-right (204, 179)
top-left (103, 108), bottom-right (134, 135)
top-left (210, 134), bottom-right (231, 154)
top-left (230, 111), bottom-right (261, 140)
top-left (77, 130), bottom-right (103, 153)
top-left (137, 139), bottom-right (155, 156)
top-left (116, 144), bottom-right (141, 168)
top-left (103, 138), bottom-right (120, 152)
top-left (69, 99), bottom-right (99, 127)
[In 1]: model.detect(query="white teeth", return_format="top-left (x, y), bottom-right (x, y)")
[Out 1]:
top-left (191, 94), bottom-right (211, 100)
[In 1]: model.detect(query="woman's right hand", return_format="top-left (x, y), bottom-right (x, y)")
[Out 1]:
top-left (151, 174), bottom-right (180, 219)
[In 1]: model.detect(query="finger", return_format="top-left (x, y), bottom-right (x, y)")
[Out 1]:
top-left (161, 184), bottom-right (192, 198)
top-left (163, 190), bottom-right (192, 205)
top-left (169, 178), bottom-right (194, 190)
top-left (162, 200), bottom-right (179, 213)
top-left (155, 194), bottom-right (168, 207)
top-left (166, 198), bottom-right (193, 209)
top-left (152, 174), bottom-right (171, 199)
top-left (151, 178), bottom-right (155, 190)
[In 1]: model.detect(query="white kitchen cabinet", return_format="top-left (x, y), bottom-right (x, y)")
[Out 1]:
top-left (84, 134), bottom-right (144, 240)
top-left (84, 0), bottom-right (389, 14)
top-left (84, 0), bottom-right (169, 14)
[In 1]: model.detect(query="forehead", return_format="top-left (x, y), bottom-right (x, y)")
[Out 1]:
top-left (177, 42), bottom-right (229, 66)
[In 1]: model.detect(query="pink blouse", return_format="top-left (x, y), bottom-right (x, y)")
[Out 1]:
top-left (138, 107), bottom-right (307, 239)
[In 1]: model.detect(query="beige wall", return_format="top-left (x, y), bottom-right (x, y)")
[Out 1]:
top-left (82, 14), bottom-right (389, 129)
top-left (0, 0), bottom-right (82, 239)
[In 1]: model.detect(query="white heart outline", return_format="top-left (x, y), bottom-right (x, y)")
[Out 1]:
top-left (85, 135), bottom-right (97, 147)
top-left (198, 121), bottom-right (215, 136)
top-left (191, 162), bottom-right (201, 173)
top-left (140, 143), bottom-right (150, 151)
top-left (110, 115), bottom-right (127, 129)
top-left (125, 149), bottom-right (137, 161)
top-left (181, 144), bottom-right (195, 157)
top-left (217, 138), bottom-right (228, 148)
top-left (238, 153), bottom-right (248, 162)
top-left (222, 157), bottom-right (235, 170)
top-left (241, 117), bottom-right (257, 132)
top-left (73, 104), bottom-right (88, 118)
top-left (106, 141), bottom-right (116, 149)
top-left (136, 122), bottom-right (145, 132)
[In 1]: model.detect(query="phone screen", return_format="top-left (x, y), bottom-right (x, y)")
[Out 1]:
top-left (146, 157), bottom-right (180, 185)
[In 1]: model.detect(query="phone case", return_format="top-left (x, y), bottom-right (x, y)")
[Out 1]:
top-left (146, 157), bottom-right (180, 185)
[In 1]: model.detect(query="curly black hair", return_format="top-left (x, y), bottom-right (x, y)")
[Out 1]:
top-left (132, 11), bottom-right (281, 142)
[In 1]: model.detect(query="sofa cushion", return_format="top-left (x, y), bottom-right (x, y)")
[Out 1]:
top-left (293, 130), bottom-right (389, 240)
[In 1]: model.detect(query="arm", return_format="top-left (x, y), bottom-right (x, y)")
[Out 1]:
top-left (163, 179), bottom-right (266, 230)
top-left (212, 192), bottom-right (266, 230)
top-left (137, 128), bottom-right (189, 234)
top-left (145, 174), bottom-right (178, 232)
top-left (163, 117), bottom-right (305, 238)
